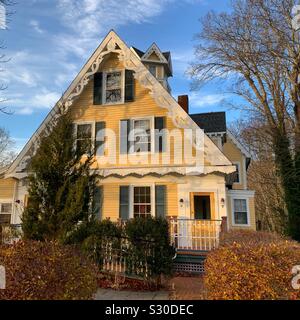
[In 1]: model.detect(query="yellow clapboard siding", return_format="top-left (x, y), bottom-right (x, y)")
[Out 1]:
top-left (223, 140), bottom-right (245, 190)
top-left (70, 55), bottom-right (204, 169)
top-left (0, 178), bottom-right (16, 199)
top-left (101, 182), bottom-right (178, 221)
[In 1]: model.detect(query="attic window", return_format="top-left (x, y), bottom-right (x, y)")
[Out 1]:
top-left (149, 65), bottom-right (157, 77)
top-left (105, 71), bottom-right (122, 104)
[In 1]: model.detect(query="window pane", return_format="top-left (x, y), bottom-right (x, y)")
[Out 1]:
top-left (149, 65), bottom-right (156, 77)
top-left (133, 120), bottom-right (151, 153)
top-left (234, 212), bottom-right (248, 225)
top-left (106, 89), bottom-right (122, 103)
top-left (1, 203), bottom-right (12, 213)
top-left (77, 124), bottom-right (92, 139)
top-left (234, 199), bottom-right (247, 212)
top-left (0, 214), bottom-right (11, 225)
top-left (133, 186), bottom-right (151, 218)
top-left (233, 199), bottom-right (248, 225)
top-left (106, 72), bottom-right (121, 89)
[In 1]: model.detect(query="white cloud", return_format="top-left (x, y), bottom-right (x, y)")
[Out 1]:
top-left (189, 92), bottom-right (230, 108)
top-left (11, 89), bottom-right (61, 115)
top-left (171, 49), bottom-right (194, 76)
top-left (29, 20), bottom-right (44, 34)
top-left (0, 51), bottom-right (41, 87)
top-left (57, 0), bottom-right (169, 37)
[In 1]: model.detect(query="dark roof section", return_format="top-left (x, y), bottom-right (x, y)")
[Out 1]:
top-left (163, 51), bottom-right (170, 61)
top-left (190, 112), bottom-right (227, 133)
top-left (132, 47), bottom-right (145, 58)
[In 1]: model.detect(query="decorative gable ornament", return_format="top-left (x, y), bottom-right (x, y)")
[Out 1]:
top-left (141, 43), bottom-right (169, 64)
top-left (7, 30), bottom-right (235, 178)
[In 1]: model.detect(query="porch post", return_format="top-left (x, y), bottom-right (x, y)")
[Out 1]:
top-left (220, 216), bottom-right (228, 233)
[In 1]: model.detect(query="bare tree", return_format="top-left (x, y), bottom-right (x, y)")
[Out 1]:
top-left (230, 118), bottom-right (287, 234)
top-left (0, 127), bottom-right (15, 167)
top-left (190, 0), bottom-right (300, 240)
top-left (0, 0), bottom-right (14, 114)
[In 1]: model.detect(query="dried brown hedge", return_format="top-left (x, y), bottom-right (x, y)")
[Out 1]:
top-left (0, 240), bottom-right (98, 300)
top-left (204, 230), bottom-right (300, 300)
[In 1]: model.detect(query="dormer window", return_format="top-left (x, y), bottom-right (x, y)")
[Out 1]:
top-left (105, 71), bottom-right (123, 104)
top-left (149, 65), bottom-right (157, 77)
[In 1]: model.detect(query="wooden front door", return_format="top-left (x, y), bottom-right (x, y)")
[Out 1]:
top-left (191, 192), bottom-right (215, 220)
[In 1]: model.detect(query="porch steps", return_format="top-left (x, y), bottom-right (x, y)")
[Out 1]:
top-left (173, 250), bottom-right (208, 274)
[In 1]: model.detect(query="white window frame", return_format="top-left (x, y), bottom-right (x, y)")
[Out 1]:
top-left (231, 197), bottom-right (250, 227)
top-left (0, 201), bottom-right (13, 225)
top-left (102, 69), bottom-right (125, 105)
top-left (129, 116), bottom-right (155, 155)
top-left (232, 161), bottom-right (241, 184)
top-left (129, 184), bottom-right (155, 219)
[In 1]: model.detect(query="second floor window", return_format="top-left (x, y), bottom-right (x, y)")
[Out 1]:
top-left (105, 71), bottom-right (122, 104)
top-left (133, 119), bottom-right (151, 153)
top-left (76, 124), bottom-right (92, 155)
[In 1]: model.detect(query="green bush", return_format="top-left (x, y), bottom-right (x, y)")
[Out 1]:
top-left (204, 230), bottom-right (300, 300)
top-left (0, 240), bottom-right (98, 300)
top-left (125, 217), bottom-right (175, 278)
top-left (66, 218), bottom-right (175, 280)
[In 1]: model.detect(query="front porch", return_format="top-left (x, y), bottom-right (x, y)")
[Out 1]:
top-left (169, 218), bottom-right (226, 274)
top-left (169, 218), bottom-right (223, 252)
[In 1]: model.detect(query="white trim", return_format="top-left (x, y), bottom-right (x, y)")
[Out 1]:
top-left (128, 183), bottom-right (155, 218)
top-left (141, 43), bottom-right (168, 64)
top-left (231, 197), bottom-right (250, 227)
top-left (227, 189), bottom-right (255, 197)
top-left (102, 69), bottom-right (125, 105)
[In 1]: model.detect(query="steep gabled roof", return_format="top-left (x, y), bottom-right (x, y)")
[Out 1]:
top-left (5, 30), bottom-right (235, 178)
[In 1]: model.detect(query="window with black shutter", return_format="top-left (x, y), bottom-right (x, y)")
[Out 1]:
top-left (125, 69), bottom-right (134, 102)
top-left (119, 186), bottom-right (130, 220)
top-left (94, 72), bottom-right (103, 105)
top-left (155, 185), bottom-right (167, 218)
top-left (155, 117), bottom-right (166, 152)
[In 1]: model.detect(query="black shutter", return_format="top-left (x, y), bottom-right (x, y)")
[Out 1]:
top-left (155, 185), bottom-right (167, 218)
top-left (155, 117), bottom-right (166, 153)
top-left (94, 72), bottom-right (103, 105)
top-left (95, 121), bottom-right (106, 156)
top-left (119, 186), bottom-right (130, 220)
top-left (125, 70), bottom-right (134, 102)
top-left (120, 119), bottom-right (131, 154)
top-left (93, 186), bottom-right (103, 220)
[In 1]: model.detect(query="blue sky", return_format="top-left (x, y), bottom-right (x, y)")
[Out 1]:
top-left (0, 0), bottom-right (239, 152)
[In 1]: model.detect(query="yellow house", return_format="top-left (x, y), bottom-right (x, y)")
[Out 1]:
top-left (0, 31), bottom-right (255, 256)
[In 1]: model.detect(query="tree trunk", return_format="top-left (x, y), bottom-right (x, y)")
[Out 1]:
top-left (273, 129), bottom-right (300, 240)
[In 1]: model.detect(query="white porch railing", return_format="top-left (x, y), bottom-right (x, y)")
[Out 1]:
top-left (169, 218), bottom-right (222, 251)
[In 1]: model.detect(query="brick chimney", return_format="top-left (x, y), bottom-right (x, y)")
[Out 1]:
top-left (178, 95), bottom-right (189, 114)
